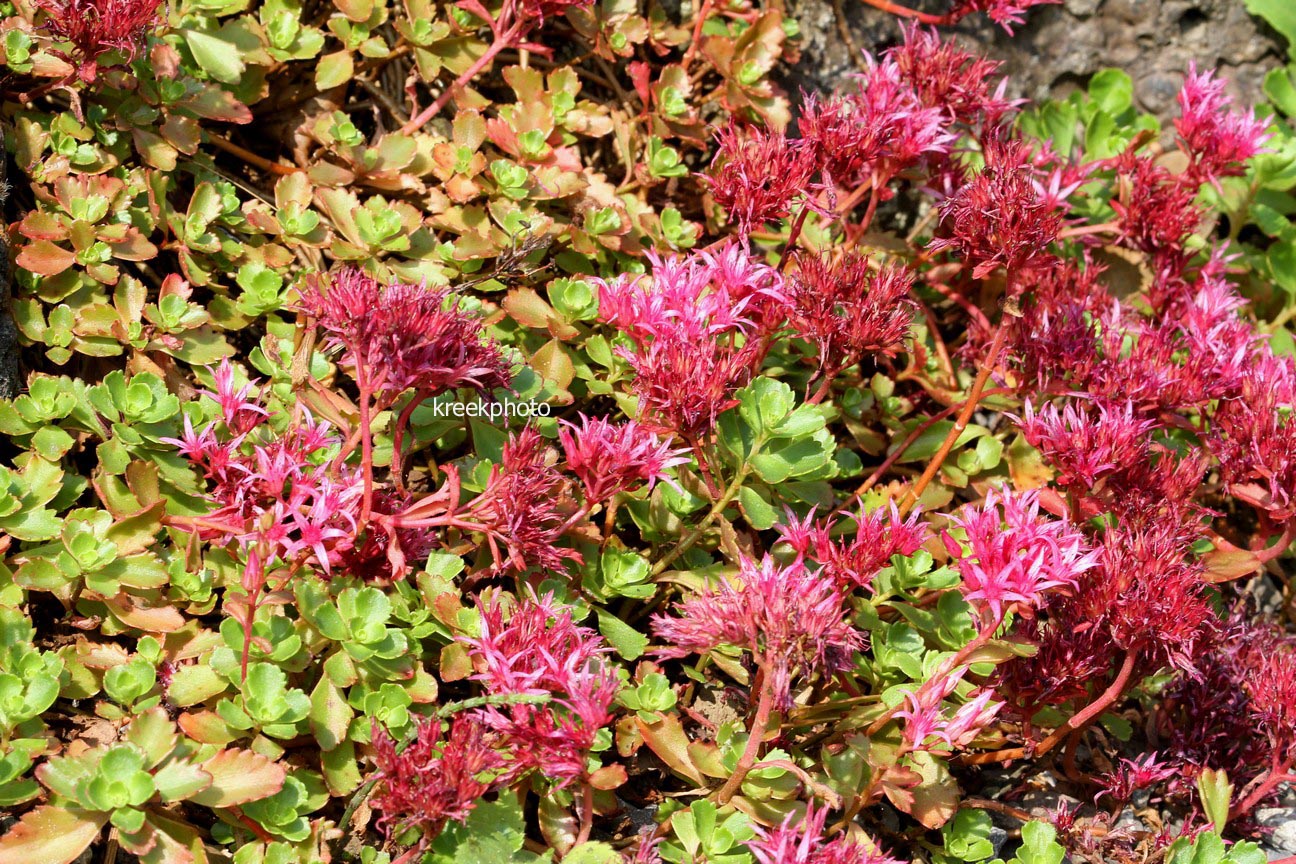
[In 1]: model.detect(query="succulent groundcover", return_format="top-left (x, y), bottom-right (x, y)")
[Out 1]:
top-left (1, 0), bottom-right (1296, 862)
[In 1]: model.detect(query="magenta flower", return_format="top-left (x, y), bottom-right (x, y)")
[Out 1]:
top-left (1096, 753), bottom-right (1177, 804)
top-left (943, 488), bottom-right (1098, 621)
top-left (1074, 523), bottom-right (1215, 674)
top-left (708, 122), bottom-right (818, 236)
top-left (887, 25), bottom-right (1019, 128)
top-left (785, 252), bottom-right (916, 382)
top-left (1109, 151), bottom-right (1203, 255)
top-left (594, 247), bottom-right (781, 438)
top-left (164, 378), bottom-right (366, 577)
top-left (596, 245), bottom-right (783, 341)
top-left (466, 591), bottom-right (609, 697)
top-left (463, 593), bottom-right (619, 785)
top-left (652, 555), bottom-right (864, 709)
top-left (624, 828), bottom-right (664, 864)
top-left (370, 714), bottom-right (506, 839)
top-left (895, 676), bottom-right (1002, 751)
top-left (748, 801), bottom-right (902, 864)
top-left (36, 0), bottom-right (163, 83)
top-left (559, 415), bottom-right (689, 503)
top-left (799, 57), bottom-right (952, 190)
top-left (477, 665), bottom-right (619, 783)
top-left (777, 502), bottom-right (928, 591)
top-left (928, 139), bottom-right (1062, 281)
top-left (894, 674), bottom-right (960, 750)
top-left (1175, 63), bottom-right (1270, 183)
top-left (1209, 348), bottom-right (1296, 522)
top-left (1015, 399), bottom-right (1156, 489)
top-left (203, 359), bottom-right (268, 437)
top-left (466, 427), bottom-right (578, 573)
top-left (946, 0), bottom-right (1059, 34)
top-left (621, 334), bottom-right (760, 439)
top-left (300, 268), bottom-right (512, 403)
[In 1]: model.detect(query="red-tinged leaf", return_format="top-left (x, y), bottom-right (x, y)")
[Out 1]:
top-left (687, 740), bottom-right (729, 779)
top-left (0, 805), bottom-right (106, 864)
top-left (17, 211), bottom-right (66, 241)
top-left (109, 232), bottom-right (160, 261)
top-left (138, 813), bottom-right (206, 864)
top-left (1202, 547), bottom-right (1262, 582)
top-left (189, 749), bottom-right (286, 808)
top-left (16, 240), bottom-right (75, 277)
top-left (635, 713), bottom-right (705, 786)
top-left (503, 287), bottom-right (559, 329)
top-left (538, 793), bottom-right (579, 856)
top-left (104, 592), bottom-right (186, 632)
top-left (180, 87), bottom-right (253, 123)
top-left (177, 710), bottom-right (239, 746)
top-left (439, 641), bottom-right (473, 682)
top-left (588, 764), bottom-right (627, 790)
top-left (904, 751), bottom-right (959, 829)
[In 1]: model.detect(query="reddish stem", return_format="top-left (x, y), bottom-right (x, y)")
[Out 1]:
top-left (715, 670), bottom-right (777, 803)
top-left (357, 376), bottom-right (376, 525)
top-left (858, 0), bottom-right (955, 25)
top-left (777, 203), bottom-right (812, 272)
top-left (962, 650), bottom-right (1137, 765)
top-left (899, 321), bottom-right (1010, 516)
top-left (1057, 220), bottom-right (1120, 240)
top-left (390, 389), bottom-right (430, 492)
top-left (854, 402), bottom-right (962, 497)
top-left (207, 133), bottom-right (302, 175)
top-left (1231, 767), bottom-right (1296, 818)
top-left (401, 21), bottom-right (526, 134)
top-left (575, 782), bottom-right (595, 845)
top-left (682, 0), bottom-right (715, 69)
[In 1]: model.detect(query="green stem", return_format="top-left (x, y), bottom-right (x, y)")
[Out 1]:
top-left (651, 458), bottom-right (752, 577)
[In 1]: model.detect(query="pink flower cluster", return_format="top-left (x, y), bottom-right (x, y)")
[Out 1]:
top-left (652, 555), bottom-right (864, 710)
top-left (1209, 349), bottom-right (1296, 522)
top-left (370, 714), bottom-right (506, 838)
top-left (942, 488), bottom-right (1097, 622)
top-left (1016, 399), bottom-right (1156, 490)
top-left (1166, 616), bottom-right (1296, 800)
top-left (709, 123), bottom-right (819, 236)
top-left (300, 267), bottom-right (512, 404)
top-left (929, 139), bottom-right (1064, 281)
top-left (785, 252), bottom-right (917, 383)
top-left (36, 0), bottom-right (163, 82)
top-left (1096, 753), bottom-right (1177, 804)
top-left (888, 24), bottom-right (1019, 128)
top-left (463, 426), bottom-right (579, 573)
top-left (748, 802), bottom-right (902, 864)
top-left (559, 415), bottom-right (689, 503)
top-left (894, 672), bottom-right (1003, 751)
top-left (707, 28), bottom-right (1016, 237)
top-left (1175, 63), bottom-right (1271, 184)
top-left (778, 502), bottom-right (928, 591)
top-left (594, 244), bottom-right (783, 438)
top-left (166, 361), bottom-right (365, 577)
top-left (800, 57), bottom-right (954, 191)
top-left (464, 592), bottom-right (619, 784)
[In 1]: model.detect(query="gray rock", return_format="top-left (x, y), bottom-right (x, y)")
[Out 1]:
top-left (1257, 808), bottom-right (1296, 855)
top-left (782, 0), bottom-right (1282, 122)
top-left (990, 826), bottom-right (1010, 858)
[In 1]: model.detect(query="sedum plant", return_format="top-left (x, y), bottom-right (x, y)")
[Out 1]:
top-left (0, 0), bottom-right (1295, 862)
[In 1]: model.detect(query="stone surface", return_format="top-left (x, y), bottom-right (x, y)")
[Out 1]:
top-left (782, 0), bottom-right (1286, 120)
top-left (1257, 807), bottom-right (1296, 856)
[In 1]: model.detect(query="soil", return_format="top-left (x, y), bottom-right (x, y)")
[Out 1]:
top-left (785, 0), bottom-right (1288, 120)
